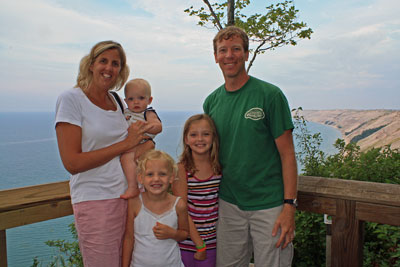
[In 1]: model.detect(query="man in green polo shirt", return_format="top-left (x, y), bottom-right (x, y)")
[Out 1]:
top-left (203, 26), bottom-right (298, 267)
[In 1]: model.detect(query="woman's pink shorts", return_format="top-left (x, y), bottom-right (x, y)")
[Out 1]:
top-left (73, 198), bottom-right (127, 267)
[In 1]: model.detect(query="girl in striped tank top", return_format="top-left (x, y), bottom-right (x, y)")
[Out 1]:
top-left (173, 114), bottom-right (222, 267)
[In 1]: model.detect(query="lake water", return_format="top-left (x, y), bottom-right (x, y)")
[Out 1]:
top-left (0, 111), bottom-right (341, 266)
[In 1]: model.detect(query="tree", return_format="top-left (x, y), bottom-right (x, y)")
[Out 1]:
top-left (185, 0), bottom-right (313, 73)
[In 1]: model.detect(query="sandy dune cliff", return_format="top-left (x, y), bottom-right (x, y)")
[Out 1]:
top-left (300, 109), bottom-right (400, 151)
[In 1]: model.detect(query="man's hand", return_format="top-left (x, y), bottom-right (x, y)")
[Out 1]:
top-left (271, 205), bottom-right (296, 249)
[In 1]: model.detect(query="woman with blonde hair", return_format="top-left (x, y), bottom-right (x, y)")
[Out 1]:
top-left (55, 40), bottom-right (153, 266)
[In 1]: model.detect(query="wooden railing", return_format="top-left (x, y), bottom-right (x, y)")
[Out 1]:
top-left (1, 176), bottom-right (399, 267)
top-left (0, 181), bottom-right (72, 267)
top-left (298, 177), bottom-right (400, 266)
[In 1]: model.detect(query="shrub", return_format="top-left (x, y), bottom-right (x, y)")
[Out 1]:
top-left (31, 223), bottom-right (82, 267)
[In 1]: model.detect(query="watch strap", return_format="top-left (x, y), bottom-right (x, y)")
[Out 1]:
top-left (283, 198), bottom-right (298, 207)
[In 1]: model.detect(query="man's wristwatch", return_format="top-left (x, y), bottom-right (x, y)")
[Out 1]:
top-left (283, 198), bottom-right (298, 208)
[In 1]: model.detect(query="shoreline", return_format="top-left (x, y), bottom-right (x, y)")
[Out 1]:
top-left (301, 109), bottom-right (400, 151)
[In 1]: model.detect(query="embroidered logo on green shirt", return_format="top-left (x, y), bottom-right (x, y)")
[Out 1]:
top-left (244, 107), bottom-right (265, 120)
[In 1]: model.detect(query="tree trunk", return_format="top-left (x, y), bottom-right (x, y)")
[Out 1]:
top-left (227, 0), bottom-right (235, 26)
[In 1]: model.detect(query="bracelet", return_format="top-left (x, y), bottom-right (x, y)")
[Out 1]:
top-left (197, 246), bottom-right (206, 253)
top-left (196, 241), bottom-right (206, 250)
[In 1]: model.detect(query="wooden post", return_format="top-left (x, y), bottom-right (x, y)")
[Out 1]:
top-left (331, 199), bottom-right (364, 267)
top-left (326, 224), bottom-right (332, 267)
top-left (0, 230), bottom-right (7, 267)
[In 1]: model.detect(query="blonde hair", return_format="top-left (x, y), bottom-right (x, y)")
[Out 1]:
top-left (180, 114), bottom-right (221, 175)
top-left (75, 40), bottom-right (130, 92)
top-left (213, 26), bottom-right (249, 53)
top-left (137, 150), bottom-right (177, 177)
top-left (124, 78), bottom-right (152, 97)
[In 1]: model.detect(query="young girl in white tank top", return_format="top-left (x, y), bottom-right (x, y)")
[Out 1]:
top-left (121, 150), bottom-right (189, 267)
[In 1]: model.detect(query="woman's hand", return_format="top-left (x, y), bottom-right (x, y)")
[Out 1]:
top-left (125, 121), bottom-right (149, 150)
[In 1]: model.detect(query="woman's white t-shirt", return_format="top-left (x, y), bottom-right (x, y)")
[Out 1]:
top-left (55, 88), bottom-right (128, 204)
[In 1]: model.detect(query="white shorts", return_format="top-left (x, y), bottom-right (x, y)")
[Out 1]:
top-left (216, 199), bottom-right (293, 267)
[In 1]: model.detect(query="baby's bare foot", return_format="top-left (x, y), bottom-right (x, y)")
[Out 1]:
top-left (120, 187), bottom-right (139, 199)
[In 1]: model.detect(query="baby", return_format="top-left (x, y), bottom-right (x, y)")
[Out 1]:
top-left (120, 78), bottom-right (162, 199)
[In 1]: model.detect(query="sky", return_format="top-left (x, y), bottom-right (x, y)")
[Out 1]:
top-left (0, 0), bottom-right (399, 112)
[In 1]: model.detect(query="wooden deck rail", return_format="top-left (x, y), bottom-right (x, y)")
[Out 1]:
top-left (1, 176), bottom-right (400, 267)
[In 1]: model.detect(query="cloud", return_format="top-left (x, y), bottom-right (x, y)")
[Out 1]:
top-left (0, 0), bottom-right (219, 111)
top-left (250, 0), bottom-right (400, 110)
top-left (0, 0), bottom-right (399, 111)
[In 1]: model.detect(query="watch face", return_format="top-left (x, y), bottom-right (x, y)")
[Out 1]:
top-left (284, 199), bottom-right (298, 207)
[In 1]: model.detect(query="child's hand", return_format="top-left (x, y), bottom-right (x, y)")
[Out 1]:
top-left (194, 250), bottom-right (207, 260)
top-left (152, 222), bottom-right (175, 240)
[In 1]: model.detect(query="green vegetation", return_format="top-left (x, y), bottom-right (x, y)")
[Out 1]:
top-left (349, 125), bottom-right (386, 144)
top-left (31, 223), bottom-right (82, 267)
top-left (292, 108), bottom-right (400, 266)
